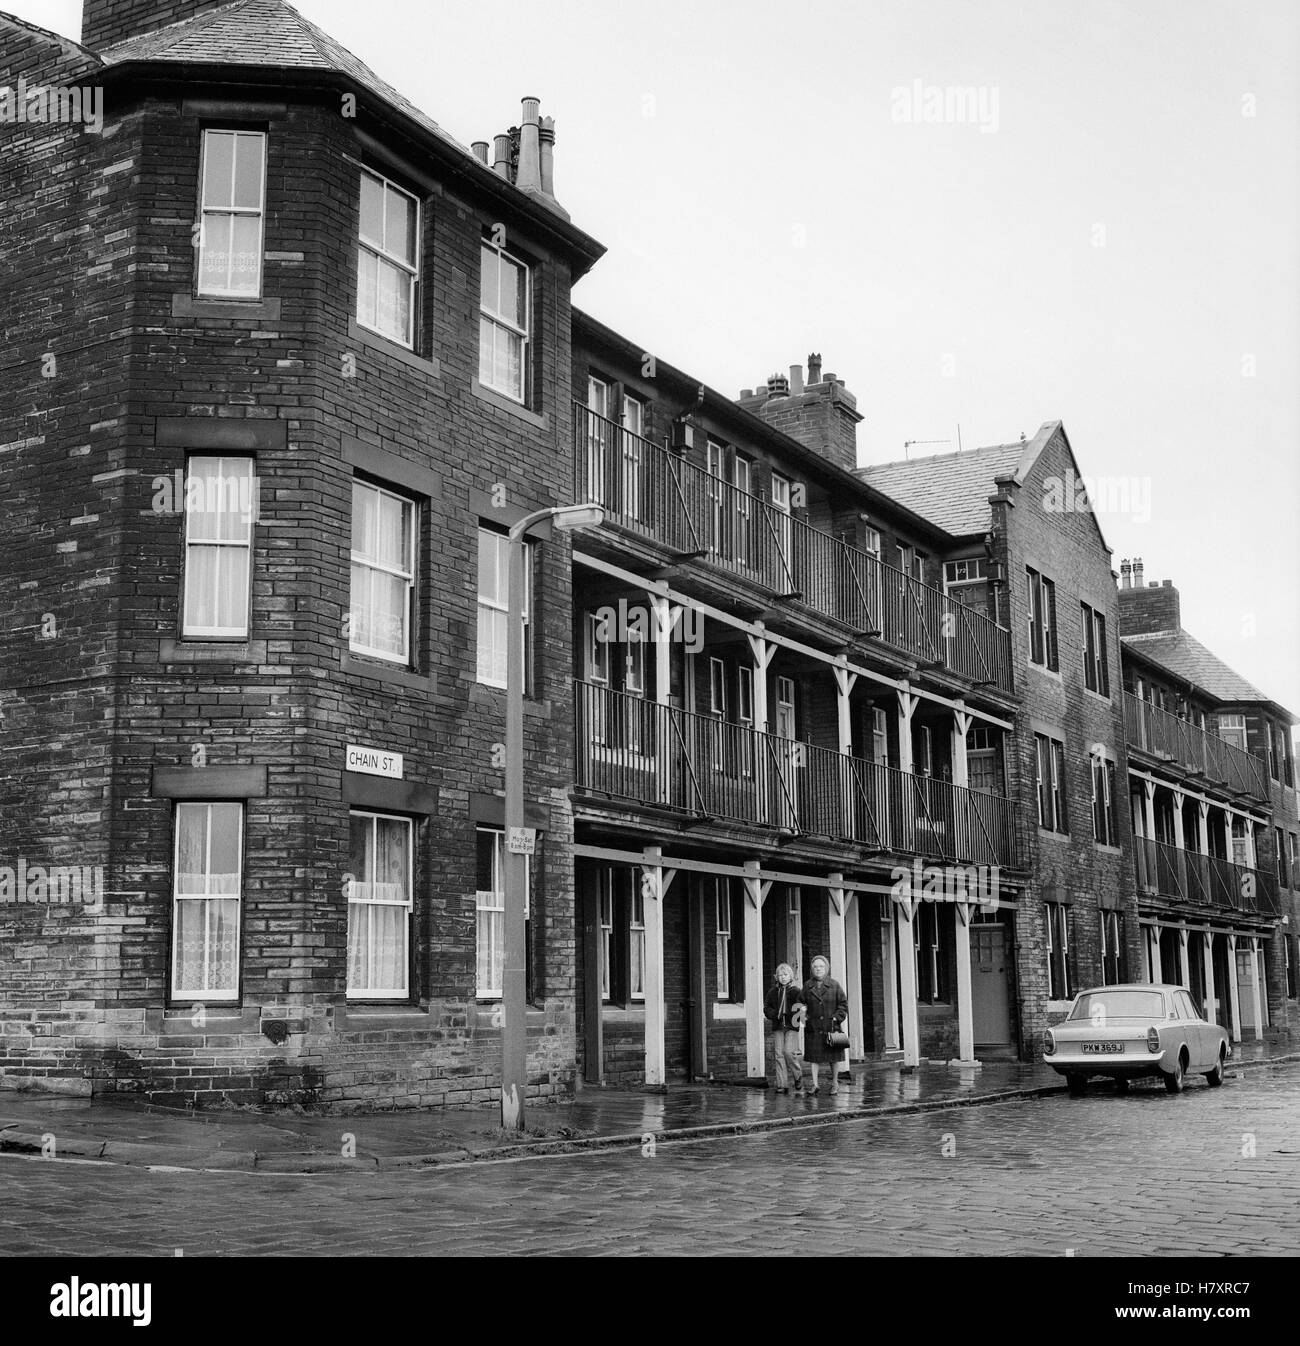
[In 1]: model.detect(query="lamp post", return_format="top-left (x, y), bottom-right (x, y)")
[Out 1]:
top-left (501, 501), bottom-right (604, 1131)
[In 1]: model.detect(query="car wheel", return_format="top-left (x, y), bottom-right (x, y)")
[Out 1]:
top-left (1163, 1050), bottom-right (1187, 1093)
top-left (1065, 1073), bottom-right (1086, 1097)
top-left (1205, 1048), bottom-right (1225, 1088)
top-left (1114, 1077), bottom-right (1130, 1094)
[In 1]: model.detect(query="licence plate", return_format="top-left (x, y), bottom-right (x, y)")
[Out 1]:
top-left (1082, 1041), bottom-right (1122, 1054)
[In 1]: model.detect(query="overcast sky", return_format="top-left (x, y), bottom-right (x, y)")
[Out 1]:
top-left (15, 0), bottom-right (1300, 720)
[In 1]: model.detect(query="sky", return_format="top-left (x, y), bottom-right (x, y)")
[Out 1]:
top-left (11, 0), bottom-right (1300, 720)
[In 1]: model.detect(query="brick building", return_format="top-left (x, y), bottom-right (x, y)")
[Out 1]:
top-left (1, 0), bottom-right (1291, 1109)
top-left (1117, 561), bottom-right (1298, 1037)
top-left (1, 0), bottom-right (604, 1106)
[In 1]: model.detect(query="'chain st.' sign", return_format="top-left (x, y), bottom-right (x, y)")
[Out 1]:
top-left (346, 744), bottom-right (404, 779)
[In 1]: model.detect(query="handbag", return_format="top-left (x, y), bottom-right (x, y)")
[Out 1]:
top-left (825, 1029), bottom-right (850, 1050)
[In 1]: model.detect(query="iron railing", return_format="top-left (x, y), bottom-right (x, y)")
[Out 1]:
top-left (574, 404), bottom-right (1013, 691)
top-left (574, 682), bottom-right (1018, 868)
top-left (1124, 692), bottom-right (1269, 800)
top-left (1133, 836), bottom-right (1279, 917)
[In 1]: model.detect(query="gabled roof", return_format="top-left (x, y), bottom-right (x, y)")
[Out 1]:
top-left (857, 441), bottom-right (1024, 536)
top-left (97, 0), bottom-right (468, 161)
top-left (1122, 629), bottom-right (1294, 720)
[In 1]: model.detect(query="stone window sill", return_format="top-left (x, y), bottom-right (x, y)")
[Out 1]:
top-left (159, 638), bottom-right (268, 663)
top-left (347, 318), bottom-right (441, 378)
top-left (341, 652), bottom-right (436, 694)
top-left (173, 293), bottom-right (281, 321)
top-left (471, 378), bottom-right (547, 429)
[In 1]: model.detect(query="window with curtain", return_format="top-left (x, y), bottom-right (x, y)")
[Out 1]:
top-left (183, 456), bottom-right (255, 638)
top-left (475, 827), bottom-right (532, 999)
top-left (349, 479), bottom-right (415, 663)
top-left (476, 527), bottom-right (531, 690)
top-left (479, 236), bottom-right (530, 401)
top-left (171, 802), bottom-right (243, 1001)
top-left (347, 811), bottom-right (412, 999)
top-left (715, 880), bottom-right (733, 1000)
top-left (356, 167), bottom-right (419, 347)
top-left (1046, 901), bottom-right (1072, 1000)
top-left (197, 128), bottom-right (265, 297)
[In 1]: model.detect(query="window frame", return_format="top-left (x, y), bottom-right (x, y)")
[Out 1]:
top-left (196, 128), bottom-right (267, 299)
top-left (181, 454), bottom-right (256, 641)
top-left (170, 801), bottom-right (244, 1004)
top-left (1027, 567), bottom-right (1058, 671)
top-left (476, 525), bottom-right (533, 692)
top-left (475, 825), bottom-right (532, 1001)
top-left (355, 165), bottom-right (421, 349)
top-left (349, 478), bottom-right (417, 666)
top-left (346, 809), bottom-right (414, 1002)
top-left (1046, 901), bottom-right (1072, 1000)
top-left (479, 235), bottom-right (532, 404)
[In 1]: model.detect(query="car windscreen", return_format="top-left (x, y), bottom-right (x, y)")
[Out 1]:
top-left (1069, 991), bottom-right (1165, 1021)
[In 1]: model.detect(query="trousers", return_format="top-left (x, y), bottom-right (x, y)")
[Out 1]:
top-left (771, 1028), bottom-right (803, 1089)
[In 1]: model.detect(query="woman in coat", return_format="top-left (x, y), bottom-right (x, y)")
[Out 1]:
top-left (763, 963), bottom-right (805, 1094)
top-left (801, 954), bottom-right (849, 1095)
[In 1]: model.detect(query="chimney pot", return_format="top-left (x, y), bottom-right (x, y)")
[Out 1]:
top-left (538, 115), bottom-right (557, 197)
top-left (788, 364), bottom-right (804, 395)
top-left (766, 373), bottom-right (790, 399)
top-left (471, 141), bottom-right (490, 164)
top-left (492, 134), bottom-right (512, 179)
top-left (807, 352), bottom-right (822, 384)
top-left (1162, 579), bottom-right (1172, 587)
top-left (516, 98), bottom-right (543, 192)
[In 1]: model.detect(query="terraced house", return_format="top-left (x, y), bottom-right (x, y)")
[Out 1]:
top-left (1117, 561), bottom-right (1299, 1038)
top-left (1, 0), bottom-right (1290, 1109)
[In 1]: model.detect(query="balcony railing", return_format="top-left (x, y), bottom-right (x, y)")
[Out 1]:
top-left (574, 682), bottom-right (1018, 869)
top-left (574, 404), bottom-right (1013, 692)
top-left (1133, 836), bottom-right (1279, 917)
top-left (1124, 692), bottom-right (1269, 800)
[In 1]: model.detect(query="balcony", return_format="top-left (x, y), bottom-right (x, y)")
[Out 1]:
top-left (574, 404), bottom-right (1013, 693)
top-left (1133, 836), bottom-right (1279, 917)
top-left (1124, 692), bottom-right (1269, 801)
top-left (574, 682), bottom-right (1018, 869)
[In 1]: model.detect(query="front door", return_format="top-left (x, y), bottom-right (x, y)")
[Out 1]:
top-left (971, 924), bottom-right (1012, 1045)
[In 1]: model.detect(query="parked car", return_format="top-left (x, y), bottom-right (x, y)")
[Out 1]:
top-left (1043, 983), bottom-right (1230, 1095)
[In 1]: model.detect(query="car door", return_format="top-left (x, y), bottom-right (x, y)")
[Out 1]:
top-left (1177, 990), bottom-right (1207, 1068)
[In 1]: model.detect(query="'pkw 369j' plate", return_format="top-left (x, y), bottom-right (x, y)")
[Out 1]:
top-left (1082, 1041), bottom-right (1123, 1054)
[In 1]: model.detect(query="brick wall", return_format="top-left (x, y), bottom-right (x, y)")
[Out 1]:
top-left (0, 50), bottom-right (586, 1106)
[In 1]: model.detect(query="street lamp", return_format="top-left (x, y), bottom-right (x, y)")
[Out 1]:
top-left (501, 501), bottom-right (604, 1130)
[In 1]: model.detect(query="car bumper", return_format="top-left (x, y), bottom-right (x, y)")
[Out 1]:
top-left (1046, 1045), bottom-right (1178, 1077)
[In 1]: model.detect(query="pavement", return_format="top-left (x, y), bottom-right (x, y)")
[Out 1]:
top-left (3, 1030), bottom-right (1298, 1174)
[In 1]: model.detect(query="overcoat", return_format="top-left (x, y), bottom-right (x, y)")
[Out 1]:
top-left (801, 975), bottom-right (848, 1063)
top-left (764, 980), bottom-right (805, 1031)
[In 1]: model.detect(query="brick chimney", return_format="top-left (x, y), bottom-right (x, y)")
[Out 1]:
top-left (1118, 565), bottom-right (1181, 637)
top-left (82, 0), bottom-right (232, 50)
top-left (736, 354), bottom-right (863, 473)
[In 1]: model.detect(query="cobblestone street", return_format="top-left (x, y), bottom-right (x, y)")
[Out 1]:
top-left (2, 1064), bottom-right (1295, 1258)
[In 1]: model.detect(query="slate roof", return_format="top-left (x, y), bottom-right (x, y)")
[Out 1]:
top-left (1122, 629), bottom-right (1290, 714)
top-left (96, 0), bottom-right (471, 161)
top-left (857, 441), bottom-right (1025, 536)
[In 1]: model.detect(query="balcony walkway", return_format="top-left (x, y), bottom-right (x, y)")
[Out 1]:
top-left (575, 682), bottom-right (1019, 870)
top-left (1125, 691), bottom-right (1270, 801)
top-left (575, 403), bottom-right (1014, 693)
top-left (1134, 836), bottom-right (1280, 918)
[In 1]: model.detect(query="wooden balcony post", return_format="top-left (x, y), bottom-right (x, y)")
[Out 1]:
top-left (1203, 932), bottom-right (1219, 1027)
top-left (1177, 927), bottom-right (1190, 989)
top-left (954, 900), bottom-right (976, 1063)
top-left (742, 860), bottom-right (769, 1079)
top-left (1171, 790), bottom-right (1188, 899)
top-left (827, 875), bottom-right (851, 1076)
top-left (895, 895), bottom-right (921, 1067)
top-left (834, 664), bottom-right (857, 837)
top-left (1147, 924), bottom-right (1163, 982)
top-left (1141, 779), bottom-right (1157, 853)
top-left (640, 846), bottom-right (672, 1086)
top-left (1249, 937), bottom-right (1265, 1041)
top-left (950, 707), bottom-right (970, 788)
top-left (1226, 933), bottom-right (1242, 1043)
top-left (747, 632), bottom-right (775, 826)
top-left (649, 596), bottom-right (675, 807)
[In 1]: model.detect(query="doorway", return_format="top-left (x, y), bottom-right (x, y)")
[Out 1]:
top-left (971, 921), bottom-right (1013, 1048)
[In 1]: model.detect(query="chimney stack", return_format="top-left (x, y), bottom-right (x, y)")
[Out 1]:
top-left (1117, 565), bottom-right (1181, 637)
top-left (1132, 556), bottom-right (1144, 589)
top-left (1120, 558), bottom-right (1132, 591)
top-left (735, 353), bottom-right (862, 472)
